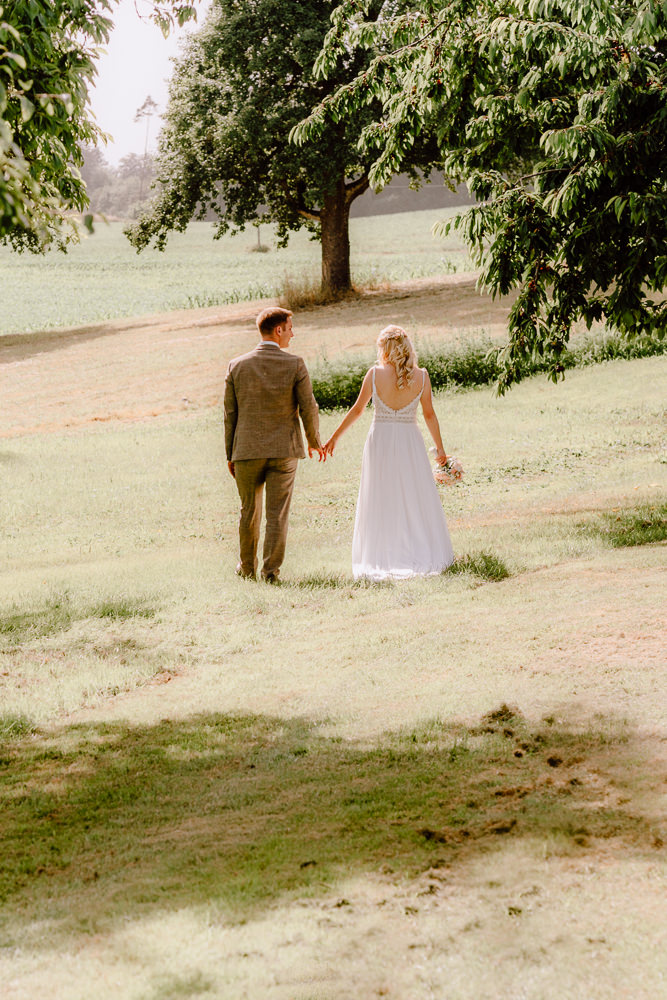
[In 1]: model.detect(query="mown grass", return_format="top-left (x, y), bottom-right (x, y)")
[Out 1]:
top-left (1, 356), bottom-right (664, 736)
top-left (0, 592), bottom-right (156, 647)
top-left (0, 342), bottom-right (664, 996)
top-left (311, 330), bottom-right (667, 409)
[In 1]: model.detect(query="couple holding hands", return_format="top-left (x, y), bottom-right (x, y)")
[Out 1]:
top-left (223, 307), bottom-right (454, 583)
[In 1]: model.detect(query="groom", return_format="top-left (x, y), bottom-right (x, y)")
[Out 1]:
top-left (224, 307), bottom-right (324, 582)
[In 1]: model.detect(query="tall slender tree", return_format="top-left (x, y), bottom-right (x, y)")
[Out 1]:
top-left (134, 95), bottom-right (159, 201)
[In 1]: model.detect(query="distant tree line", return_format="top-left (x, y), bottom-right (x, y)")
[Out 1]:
top-left (80, 146), bottom-right (157, 220)
top-left (0, 0), bottom-right (197, 250)
top-left (80, 139), bottom-right (470, 223)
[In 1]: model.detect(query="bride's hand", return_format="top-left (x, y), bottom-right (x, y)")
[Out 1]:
top-left (435, 450), bottom-right (448, 466)
top-left (323, 436), bottom-right (337, 457)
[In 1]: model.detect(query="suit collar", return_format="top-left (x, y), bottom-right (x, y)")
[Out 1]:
top-left (256, 340), bottom-right (282, 351)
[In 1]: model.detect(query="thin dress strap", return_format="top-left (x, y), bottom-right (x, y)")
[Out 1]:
top-left (372, 366), bottom-right (376, 394)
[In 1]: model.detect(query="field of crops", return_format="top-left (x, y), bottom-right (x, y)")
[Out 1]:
top-left (0, 209), bottom-right (472, 336)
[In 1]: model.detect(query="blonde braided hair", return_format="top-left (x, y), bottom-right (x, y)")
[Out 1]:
top-left (376, 325), bottom-right (417, 389)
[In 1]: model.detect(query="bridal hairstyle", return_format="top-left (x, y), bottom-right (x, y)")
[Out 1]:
top-left (377, 325), bottom-right (417, 388)
top-left (256, 306), bottom-right (293, 337)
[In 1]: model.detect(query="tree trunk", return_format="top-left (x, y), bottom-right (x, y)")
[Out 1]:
top-left (320, 180), bottom-right (352, 297)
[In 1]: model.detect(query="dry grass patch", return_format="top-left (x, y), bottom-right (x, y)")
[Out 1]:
top-left (0, 591), bottom-right (176, 726)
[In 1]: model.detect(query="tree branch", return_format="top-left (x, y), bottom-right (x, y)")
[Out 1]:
top-left (280, 179), bottom-right (321, 221)
top-left (344, 173), bottom-right (370, 203)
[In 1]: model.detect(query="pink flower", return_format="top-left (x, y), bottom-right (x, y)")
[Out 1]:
top-left (434, 457), bottom-right (463, 485)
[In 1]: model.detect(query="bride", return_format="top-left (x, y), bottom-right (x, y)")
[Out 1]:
top-left (324, 325), bottom-right (455, 581)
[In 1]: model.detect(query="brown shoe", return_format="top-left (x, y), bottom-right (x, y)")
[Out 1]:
top-left (236, 564), bottom-right (256, 581)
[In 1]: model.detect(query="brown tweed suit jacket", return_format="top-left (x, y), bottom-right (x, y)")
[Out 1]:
top-left (224, 341), bottom-right (321, 461)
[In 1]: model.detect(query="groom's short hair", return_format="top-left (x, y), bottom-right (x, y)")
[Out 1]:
top-left (257, 307), bottom-right (293, 337)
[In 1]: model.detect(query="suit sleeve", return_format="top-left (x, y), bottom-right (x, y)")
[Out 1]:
top-left (223, 364), bottom-right (238, 461)
top-left (295, 357), bottom-right (321, 451)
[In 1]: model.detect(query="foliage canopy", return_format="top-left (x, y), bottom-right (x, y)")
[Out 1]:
top-left (296, 0), bottom-right (667, 388)
top-left (0, 0), bottom-right (198, 251)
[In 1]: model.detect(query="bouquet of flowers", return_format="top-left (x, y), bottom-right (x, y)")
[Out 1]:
top-left (431, 451), bottom-right (464, 485)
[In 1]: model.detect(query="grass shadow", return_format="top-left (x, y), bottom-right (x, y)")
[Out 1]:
top-left (288, 572), bottom-right (396, 591)
top-left (143, 971), bottom-right (216, 1000)
top-left (289, 554), bottom-right (511, 590)
top-left (0, 324), bottom-right (136, 364)
top-left (0, 706), bottom-right (661, 945)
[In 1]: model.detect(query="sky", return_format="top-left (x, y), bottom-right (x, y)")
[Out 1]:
top-left (88, 0), bottom-right (212, 165)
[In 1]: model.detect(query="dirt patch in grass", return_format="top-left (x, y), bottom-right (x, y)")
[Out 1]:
top-left (0, 275), bottom-right (512, 439)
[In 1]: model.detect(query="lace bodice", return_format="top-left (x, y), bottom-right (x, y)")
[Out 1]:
top-left (372, 367), bottom-right (424, 423)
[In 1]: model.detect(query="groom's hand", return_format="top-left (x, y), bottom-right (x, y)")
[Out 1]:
top-left (227, 461), bottom-right (235, 478)
top-left (308, 445), bottom-right (326, 462)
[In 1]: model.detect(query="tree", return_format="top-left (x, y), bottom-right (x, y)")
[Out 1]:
top-left (79, 145), bottom-right (113, 197)
top-left (126, 0), bottom-right (444, 297)
top-left (78, 147), bottom-right (157, 219)
top-left (297, 0), bottom-right (667, 388)
top-left (0, 0), bottom-right (199, 251)
top-left (134, 95), bottom-right (159, 201)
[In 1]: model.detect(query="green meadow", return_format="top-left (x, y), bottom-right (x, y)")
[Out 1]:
top-left (0, 224), bottom-right (665, 997)
top-left (0, 208), bottom-right (471, 335)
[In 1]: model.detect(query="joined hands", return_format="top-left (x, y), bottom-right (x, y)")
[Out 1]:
top-left (323, 436), bottom-right (337, 458)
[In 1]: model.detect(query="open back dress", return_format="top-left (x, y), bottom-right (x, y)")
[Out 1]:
top-left (351, 367), bottom-right (454, 581)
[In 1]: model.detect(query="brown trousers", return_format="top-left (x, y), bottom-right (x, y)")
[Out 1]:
top-left (234, 457), bottom-right (299, 580)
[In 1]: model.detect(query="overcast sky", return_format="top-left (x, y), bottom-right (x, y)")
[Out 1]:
top-left (88, 0), bottom-right (212, 164)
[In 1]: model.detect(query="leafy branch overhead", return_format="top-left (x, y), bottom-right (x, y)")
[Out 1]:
top-left (297, 0), bottom-right (667, 389)
top-left (0, 0), bottom-right (199, 251)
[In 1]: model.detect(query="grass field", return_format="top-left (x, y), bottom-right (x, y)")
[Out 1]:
top-left (1, 266), bottom-right (666, 998)
top-left (0, 209), bottom-right (472, 335)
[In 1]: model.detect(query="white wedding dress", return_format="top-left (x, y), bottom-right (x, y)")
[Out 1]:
top-left (352, 367), bottom-right (454, 581)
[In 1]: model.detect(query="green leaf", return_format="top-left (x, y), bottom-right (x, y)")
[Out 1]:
top-left (19, 94), bottom-right (34, 122)
top-left (5, 51), bottom-right (27, 70)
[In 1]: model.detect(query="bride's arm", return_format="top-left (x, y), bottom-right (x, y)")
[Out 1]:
top-left (323, 369), bottom-right (374, 456)
top-left (420, 370), bottom-right (447, 464)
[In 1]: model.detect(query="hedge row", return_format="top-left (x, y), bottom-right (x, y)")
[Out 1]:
top-left (310, 331), bottom-right (666, 411)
